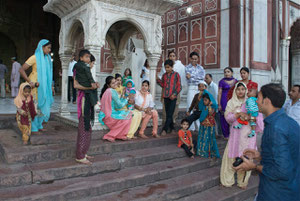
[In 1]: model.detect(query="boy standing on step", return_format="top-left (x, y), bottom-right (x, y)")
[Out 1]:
top-left (157, 59), bottom-right (182, 136)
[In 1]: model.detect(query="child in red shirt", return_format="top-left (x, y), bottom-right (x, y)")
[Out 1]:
top-left (178, 119), bottom-right (195, 158)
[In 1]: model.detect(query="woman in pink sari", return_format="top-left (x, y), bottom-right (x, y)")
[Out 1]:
top-left (99, 76), bottom-right (133, 142)
top-left (220, 82), bottom-right (264, 189)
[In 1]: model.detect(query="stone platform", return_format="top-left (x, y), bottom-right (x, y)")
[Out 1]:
top-left (0, 116), bottom-right (258, 201)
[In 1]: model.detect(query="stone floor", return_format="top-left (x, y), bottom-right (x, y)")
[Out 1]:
top-left (0, 116), bottom-right (259, 201)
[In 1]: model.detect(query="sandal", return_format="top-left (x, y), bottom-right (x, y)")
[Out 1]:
top-left (139, 134), bottom-right (148, 139)
top-left (75, 158), bottom-right (92, 165)
top-left (152, 134), bottom-right (160, 138)
top-left (104, 138), bottom-right (115, 143)
top-left (85, 155), bottom-right (94, 160)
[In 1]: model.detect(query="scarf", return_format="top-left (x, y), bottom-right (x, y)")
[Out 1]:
top-left (35, 39), bottom-right (53, 122)
top-left (14, 83), bottom-right (32, 108)
top-left (199, 89), bottom-right (218, 122)
top-left (225, 82), bottom-right (248, 117)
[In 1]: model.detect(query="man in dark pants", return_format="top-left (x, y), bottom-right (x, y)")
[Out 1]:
top-left (234, 83), bottom-right (300, 201)
top-left (68, 54), bottom-right (77, 103)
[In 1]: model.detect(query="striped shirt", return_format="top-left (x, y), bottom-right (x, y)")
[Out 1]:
top-left (157, 71), bottom-right (182, 98)
top-left (185, 64), bottom-right (205, 86)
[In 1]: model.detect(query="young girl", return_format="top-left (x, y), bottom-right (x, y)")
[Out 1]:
top-left (196, 93), bottom-right (220, 161)
top-left (14, 83), bottom-right (37, 145)
top-left (122, 68), bottom-right (132, 86)
top-left (178, 119), bottom-right (195, 159)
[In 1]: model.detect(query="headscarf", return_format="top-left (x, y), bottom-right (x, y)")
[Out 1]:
top-left (199, 89), bottom-right (218, 122)
top-left (225, 82), bottom-right (248, 117)
top-left (14, 83), bottom-right (32, 108)
top-left (35, 39), bottom-right (54, 121)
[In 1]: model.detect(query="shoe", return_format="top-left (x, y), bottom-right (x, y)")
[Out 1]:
top-left (161, 130), bottom-right (167, 136)
top-left (248, 130), bottom-right (256, 138)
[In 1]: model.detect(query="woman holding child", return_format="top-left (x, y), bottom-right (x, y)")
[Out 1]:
top-left (134, 80), bottom-right (159, 138)
top-left (220, 82), bottom-right (264, 189)
top-left (19, 39), bottom-right (54, 134)
top-left (99, 76), bottom-right (133, 142)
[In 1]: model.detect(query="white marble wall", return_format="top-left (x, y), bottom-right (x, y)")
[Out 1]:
top-left (253, 0), bottom-right (268, 63)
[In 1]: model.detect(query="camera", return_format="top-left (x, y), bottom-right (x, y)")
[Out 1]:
top-left (233, 155), bottom-right (249, 167)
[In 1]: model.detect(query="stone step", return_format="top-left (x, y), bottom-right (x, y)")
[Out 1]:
top-left (79, 166), bottom-right (221, 201)
top-left (178, 176), bottom-right (259, 201)
top-left (0, 156), bottom-right (221, 201)
top-left (0, 139), bottom-right (227, 188)
top-left (0, 129), bottom-right (182, 164)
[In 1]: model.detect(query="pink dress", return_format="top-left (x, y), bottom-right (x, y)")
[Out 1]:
top-left (225, 103), bottom-right (264, 158)
top-left (100, 88), bottom-right (132, 141)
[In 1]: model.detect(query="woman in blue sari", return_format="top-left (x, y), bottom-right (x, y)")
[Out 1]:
top-left (19, 39), bottom-right (54, 133)
top-left (196, 90), bottom-right (220, 161)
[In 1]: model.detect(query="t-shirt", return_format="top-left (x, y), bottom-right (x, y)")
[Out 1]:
top-left (178, 130), bottom-right (192, 147)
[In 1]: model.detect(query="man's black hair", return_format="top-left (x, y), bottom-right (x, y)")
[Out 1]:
top-left (79, 49), bottom-right (91, 58)
top-left (189, 51), bottom-right (199, 58)
top-left (260, 83), bottom-right (286, 108)
top-left (164, 59), bottom-right (174, 67)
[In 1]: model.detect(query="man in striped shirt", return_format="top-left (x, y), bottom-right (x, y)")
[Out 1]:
top-left (157, 59), bottom-right (182, 136)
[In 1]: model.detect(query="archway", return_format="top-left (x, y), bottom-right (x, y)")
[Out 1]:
top-left (104, 20), bottom-right (147, 90)
top-left (289, 18), bottom-right (300, 88)
top-left (66, 20), bottom-right (85, 58)
top-left (0, 32), bottom-right (17, 88)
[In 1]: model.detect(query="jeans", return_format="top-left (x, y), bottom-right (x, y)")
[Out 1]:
top-left (163, 98), bottom-right (177, 132)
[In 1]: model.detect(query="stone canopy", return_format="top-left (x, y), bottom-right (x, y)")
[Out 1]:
top-left (43, 0), bottom-right (183, 117)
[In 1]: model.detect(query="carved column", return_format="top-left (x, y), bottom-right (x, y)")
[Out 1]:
top-left (147, 54), bottom-right (161, 98)
top-left (59, 54), bottom-right (71, 116)
top-left (280, 39), bottom-right (290, 93)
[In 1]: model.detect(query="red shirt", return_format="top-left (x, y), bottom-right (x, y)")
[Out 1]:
top-left (157, 71), bottom-right (181, 98)
top-left (178, 130), bottom-right (192, 147)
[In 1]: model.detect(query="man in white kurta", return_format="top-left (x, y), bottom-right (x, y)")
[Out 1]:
top-left (10, 57), bottom-right (21, 97)
top-left (159, 51), bottom-right (187, 126)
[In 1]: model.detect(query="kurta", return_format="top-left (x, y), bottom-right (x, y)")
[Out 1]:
top-left (218, 78), bottom-right (237, 138)
top-left (220, 103), bottom-right (264, 188)
top-left (99, 88), bottom-right (132, 141)
top-left (11, 61), bottom-right (21, 87)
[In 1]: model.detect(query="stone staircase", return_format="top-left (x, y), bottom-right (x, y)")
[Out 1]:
top-left (0, 115), bottom-right (258, 201)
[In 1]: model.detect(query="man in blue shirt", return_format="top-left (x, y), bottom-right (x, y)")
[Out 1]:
top-left (234, 83), bottom-right (300, 201)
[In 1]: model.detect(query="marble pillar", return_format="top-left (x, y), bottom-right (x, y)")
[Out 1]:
top-left (280, 39), bottom-right (290, 93)
top-left (112, 56), bottom-right (125, 75)
top-left (291, 49), bottom-right (300, 85)
top-left (59, 54), bottom-right (71, 116)
top-left (147, 54), bottom-right (161, 99)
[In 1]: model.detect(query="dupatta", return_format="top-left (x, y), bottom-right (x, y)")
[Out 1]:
top-left (35, 39), bottom-right (53, 121)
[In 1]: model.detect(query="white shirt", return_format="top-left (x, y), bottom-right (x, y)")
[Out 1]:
top-left (68, 60), bottom-right (77, 77)
top-left (159, 60), bottom-right (187, 86)
top-left (135, 90), bottom-right (155, 109)
top-left (283, 99), bottom-right (300, 126)
top-left (206, 81), bottom-right (218, 102)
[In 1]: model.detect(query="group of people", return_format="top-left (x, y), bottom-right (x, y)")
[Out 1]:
top-left (0, 57), bottom-right (22, 98)
top-left (10, 39), bottom-right (300, 201)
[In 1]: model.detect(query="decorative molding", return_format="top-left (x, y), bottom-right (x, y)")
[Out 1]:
top-left (205, 41), bottom-right (217, 65)
top-left (167, 25), bottom-right (176, 45)
top-left (191, 18), bottom-right (202, 41)
top-left (205, 14), bottom-right (217, 38)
